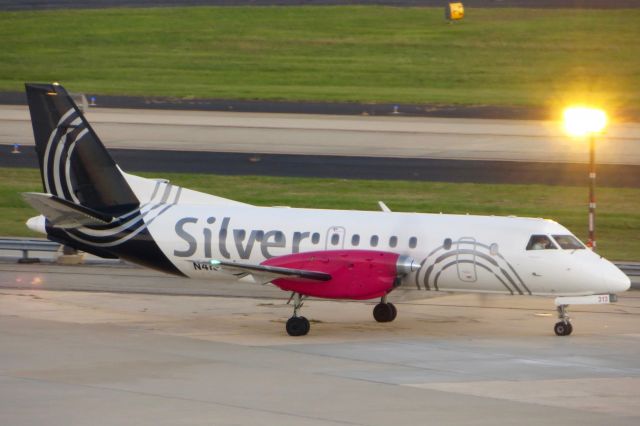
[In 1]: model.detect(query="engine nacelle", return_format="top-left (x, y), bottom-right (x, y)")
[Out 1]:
top-left (262, 250), bottom-right (418, 300)
top-left (396, 254), bottom-right (420, 276)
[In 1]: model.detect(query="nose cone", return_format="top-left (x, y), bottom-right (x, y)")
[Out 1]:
top-left (603, 262), bottom-right (631, 293)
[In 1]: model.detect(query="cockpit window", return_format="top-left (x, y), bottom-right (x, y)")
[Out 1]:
top-left (526, 235), bottom-right (557, 250)
top-left (552, 235), bottom-right (585, 250)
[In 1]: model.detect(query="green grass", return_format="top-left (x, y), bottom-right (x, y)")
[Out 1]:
top-left (1, 7), bottom-right (639, 110)
top-left (2, 167), bottom-right (638, 260)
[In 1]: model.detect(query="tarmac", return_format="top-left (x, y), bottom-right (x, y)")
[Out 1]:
top-left (1, 260), bottom-right (640, 425)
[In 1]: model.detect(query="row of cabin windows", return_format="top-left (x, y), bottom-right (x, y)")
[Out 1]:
top-left (257, 231), bottom-right (418, 249)
top-left (347, 234), bottom-right (417, 249)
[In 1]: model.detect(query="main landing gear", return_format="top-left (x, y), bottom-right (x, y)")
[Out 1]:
top-left (286, 292), bottom-right (310, 337)
top-left (284, 293), bottom-right (399, 336)
top-left (373, 295), bottom-right (397, 323)
top-left (554, 304), bottom-right (573, 336)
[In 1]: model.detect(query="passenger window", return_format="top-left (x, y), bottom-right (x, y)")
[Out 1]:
top-left (409, 237), bottom-right (417, 249)
top-left (552, 235), bottom-right (585, 250)
top-left (331, 233), bottom-right (340, 246)
top-left (370, 235), bottom-right (379, 247)
top-left (389, 236), bottom-right (398, 248)
top-left (351, 234), bottom-right (360, 246)
top-left (526, 235), bottom-right (557, 250)
top-left (311, 232), bottom-right (320, 244)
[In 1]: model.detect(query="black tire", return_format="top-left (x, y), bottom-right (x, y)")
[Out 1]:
top-left (554, 321), bottom-right (572, 336)
top-left (564, 322), bottom-right (573, 336)
top-left (388, 303), bottom-right (397, 322)
top-left (298, 316), bottom-right (311, 335)
top-left (286, 316), bottom-right (310, 336)
top-left (373, 303), bottom-right (394, 323)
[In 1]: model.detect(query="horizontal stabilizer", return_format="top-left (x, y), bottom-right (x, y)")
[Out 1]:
top-left (22, 192), bottom-right (114, 228)
top-left (190, 259), bottom-right (332, 284)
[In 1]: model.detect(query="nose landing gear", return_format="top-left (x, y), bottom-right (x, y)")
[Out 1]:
top-left (552, 294), bottom-right (617, 337)
top-left (554, 304), bottom-right (573, 336)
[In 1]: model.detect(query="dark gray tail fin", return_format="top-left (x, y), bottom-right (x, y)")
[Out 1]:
top-left (25, 83), bottom-right (139, 216)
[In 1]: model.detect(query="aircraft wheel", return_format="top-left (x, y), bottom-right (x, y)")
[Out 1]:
top-left (388, 303), bottom-right (397, 322)
top-left (286, 316), bottom-right (310, 336)
top-left (554, 321), bottom-right (573, 336)
top-left (373, 303), bottom-right (396, 323)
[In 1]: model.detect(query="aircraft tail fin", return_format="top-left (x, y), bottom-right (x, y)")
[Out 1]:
top-left (25, 83), bottom-right (139, 216)
top-left (23, 83), bottom-right (185, 276)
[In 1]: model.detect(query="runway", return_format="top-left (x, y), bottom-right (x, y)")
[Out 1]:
top-left (3, 106), bottom-right (639, 163)
top-left (1, 261), bottom-right (639, 425)
top-left (2, 106), bottom-right (639, 186)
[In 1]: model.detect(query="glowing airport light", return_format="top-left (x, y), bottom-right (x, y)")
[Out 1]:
top-left (561, 105), bottom-right (608, 251)
top-left (563, 106), bottom-right (608, 137)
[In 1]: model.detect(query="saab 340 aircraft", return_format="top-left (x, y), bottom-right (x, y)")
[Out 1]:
top-left (22, 83), bottom-right (630, 336)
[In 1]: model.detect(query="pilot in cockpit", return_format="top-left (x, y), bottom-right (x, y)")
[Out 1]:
top-left (530, 235), bottom-right (552, 250)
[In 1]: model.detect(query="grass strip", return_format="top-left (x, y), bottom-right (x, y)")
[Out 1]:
top-left (1, 6), bottom-right (638, 110)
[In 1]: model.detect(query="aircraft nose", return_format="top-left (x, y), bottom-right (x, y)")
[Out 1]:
top-left (604, 263), bottom-right (631, 293)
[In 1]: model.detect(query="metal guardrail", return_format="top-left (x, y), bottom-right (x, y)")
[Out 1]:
top-left (616, 263), bottom-right (640, 277)
top-left (0, 238), bottom-right (61, 263)
top-left (0, 237), bottom-right (639, 276)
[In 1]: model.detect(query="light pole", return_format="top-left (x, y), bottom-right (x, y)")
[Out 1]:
top-left (562, 106), bottom-right (608, 250)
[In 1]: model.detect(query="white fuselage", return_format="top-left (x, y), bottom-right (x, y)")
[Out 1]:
top-left (126, 176), bottom-right (629, 298)
top-left (28, 174), bottom-right (629, 298)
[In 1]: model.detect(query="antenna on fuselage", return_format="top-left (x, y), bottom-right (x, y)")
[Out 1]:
top-left (378, 201), bottom-right (392, 213)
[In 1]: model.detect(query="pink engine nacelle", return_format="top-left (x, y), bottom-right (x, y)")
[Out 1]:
top-left (262, 250), bottom-right (417, 300)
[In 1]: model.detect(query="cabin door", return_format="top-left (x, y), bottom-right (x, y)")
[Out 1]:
top-left (456, 237), bottom-right (478, 282)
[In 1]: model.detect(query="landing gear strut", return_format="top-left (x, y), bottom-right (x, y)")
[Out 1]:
top-left (373, 295), bottom-right (397, 323)
top-left (554, 304), bottom-right (573, 336)
top-left (286, 292), bottom-right (310, 336)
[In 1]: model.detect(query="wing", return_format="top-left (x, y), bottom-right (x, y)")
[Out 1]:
top-left (190, 259), bottom-right (332, 284)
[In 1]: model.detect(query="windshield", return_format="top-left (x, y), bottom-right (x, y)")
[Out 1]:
top-left (552, 235), bottom-right (585, 250)
top-left (526, 235), bottom-right (557, 250)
